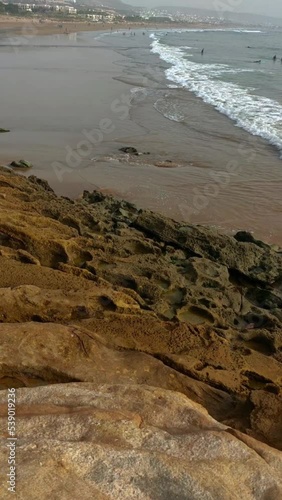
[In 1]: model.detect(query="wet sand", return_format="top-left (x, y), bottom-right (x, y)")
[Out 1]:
top-left (0, 27), bottom-right (282, 245)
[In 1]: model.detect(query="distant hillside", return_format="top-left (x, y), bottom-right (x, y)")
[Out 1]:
top-left (156, 6), bottom-right (282, 27)
top-left (77, 0), bottom-right (133, 12)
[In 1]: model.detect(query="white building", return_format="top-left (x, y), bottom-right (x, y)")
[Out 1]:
top-left (86, 14), bottom-right (104, 22)
top-left (17, 3), bottom-right (35, 11)
top-left (54, 5), bottom-right (77, 14)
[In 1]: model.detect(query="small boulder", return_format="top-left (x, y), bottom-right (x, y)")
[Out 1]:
top-left (9, 160), bottom-right (33, 169)
top-left (119, 147), bottom-right (139, 156)
top-left (234, 231), bottom-right (268, 249)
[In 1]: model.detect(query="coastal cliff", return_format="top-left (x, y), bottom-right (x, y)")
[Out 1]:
top-left (0, 166), bottom-right (281, 498)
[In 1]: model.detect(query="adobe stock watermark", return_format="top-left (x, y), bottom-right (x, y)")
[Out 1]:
top-left (6, 388), bottom-right (17, 494)
top-left (178, 143), bottom-right (256, 222)
top-left (52, 117), bottom-right (117, 182)
top-left (178, 0), bottom-right (253, 222)
top-left (51, 63), bottom-right (165, 182)
top-left (2, 24), bottom-right (167, 184)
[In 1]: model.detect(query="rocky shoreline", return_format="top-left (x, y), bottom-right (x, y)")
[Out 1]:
top-left (0, 166), bottom-right (281, 497)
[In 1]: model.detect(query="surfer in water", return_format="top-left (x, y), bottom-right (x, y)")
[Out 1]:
top-left (201, 48), bottom-right (204, 55)
top-left (273, 55), bottom-right (277, 61)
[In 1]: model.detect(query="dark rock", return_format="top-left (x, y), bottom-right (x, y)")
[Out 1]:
top-left (83, 190), bottom-right (106, 204)
top-left (28, 176), bottom-right (54, 193)
top-left (119, 147), bottom-right (139, 155)
top-left (0, 128), bottom-right (10, 133)
top-left (10, 160), bottom-right (33, 169)
top-left (134, 211), bottom-right (282, 284)
top-left (234, 231), bottom-right (268, 249)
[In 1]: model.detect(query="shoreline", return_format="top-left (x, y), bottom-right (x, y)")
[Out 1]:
top-left (0, 15), bottom-right (237, 38)
top-left (1, 23), bottom-right (282, 246)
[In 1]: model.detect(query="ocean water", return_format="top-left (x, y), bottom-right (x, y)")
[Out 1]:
top-left (150, 29), bottom-right (282, 154)
top-left (104, 27), bottom-right (282, 243)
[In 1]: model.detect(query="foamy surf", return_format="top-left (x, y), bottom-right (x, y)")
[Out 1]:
top-left (154, 98), bottom-right (185, 122)
top-left (150, 33), bottom-right (282, 155)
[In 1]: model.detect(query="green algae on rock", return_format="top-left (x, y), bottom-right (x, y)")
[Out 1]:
top-left (9, 160), bottom-right (33, 169)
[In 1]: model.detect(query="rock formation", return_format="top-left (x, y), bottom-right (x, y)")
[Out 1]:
top-left (1, 383), bottom-right (282, 499)
top-left (0, 167), bottom-right (281, 498)
top-left (9, 160), bottom-right (33, 169)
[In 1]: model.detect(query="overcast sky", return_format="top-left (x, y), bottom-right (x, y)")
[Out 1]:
top-left (128, 0), bottom-right (282, 18)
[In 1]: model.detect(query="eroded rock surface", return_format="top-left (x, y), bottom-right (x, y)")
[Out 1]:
top-left (0, 167), bottom-right (281, 497)
top-left (0, 383), bottom-right (282, 500)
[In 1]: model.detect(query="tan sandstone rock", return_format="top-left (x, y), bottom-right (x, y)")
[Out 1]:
top-left (0, 383), bottom-right (281, 500)
top-left (0, 168), bottom-right (281, 498)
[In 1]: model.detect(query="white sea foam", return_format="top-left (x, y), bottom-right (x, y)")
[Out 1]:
top-left (154, 98), bottom-right (185, 122)
top-left (130, 87), bottom-right (149, 104)
top-left (150, 29), bottom-right (263, 35)
top-left (150, 34), bottom-right (282, 153)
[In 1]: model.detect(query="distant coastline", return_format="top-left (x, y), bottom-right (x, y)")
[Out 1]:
top-left (0, 14), bottom-right (239, 38)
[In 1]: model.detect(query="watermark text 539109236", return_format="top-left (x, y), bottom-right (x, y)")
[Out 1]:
top-left (7, 388), bottom-right (17, 494)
